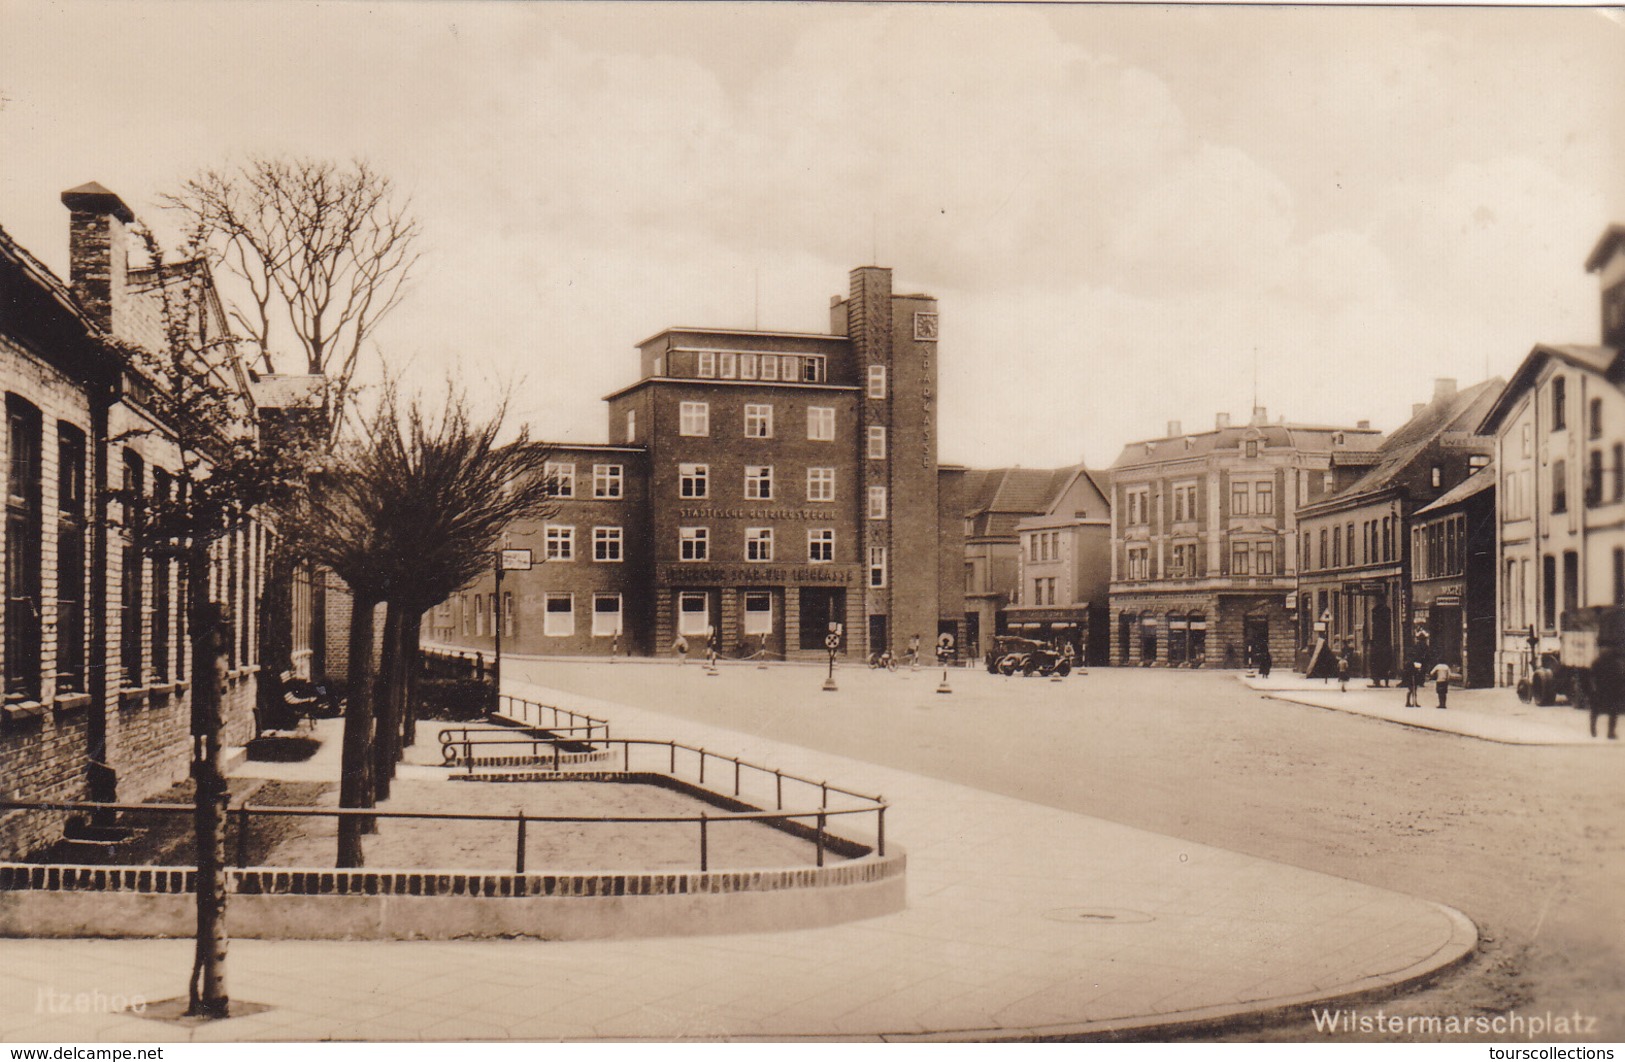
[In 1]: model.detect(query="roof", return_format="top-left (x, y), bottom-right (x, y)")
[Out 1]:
top-left (635, 325), bottom-right (850, 350)
top-left (1109, 422), bottom-right (1381, 469)
top-left (0, 222), bottom-right (98, 332)
top-left (1585, 224), bottom-right (1625, 273)
top-left (962, 467), bottom-right (1072, 518)
top-left (1478, 344), bottom-right (1622, 435)
top-left (1305, 378), bottom-right (1502, 510)
top-left (1415, 462), bottom-right (1496, 517)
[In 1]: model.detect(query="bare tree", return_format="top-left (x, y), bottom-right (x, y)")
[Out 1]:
top-left (165, 157), bottom-right (421, 433)
top-left (113, 228), bottom-right (311, 1019)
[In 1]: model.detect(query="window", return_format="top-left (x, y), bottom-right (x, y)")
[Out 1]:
top-left (626, 409), bottom-right (636, 442)
top-left (5, 400), bottom-right (43, 700)
top-left (808, 528), bottom-right (834, 563)
top-left (544, 461), bottom-right (575, 498)
top-left (593, 464), bottom-right (623, 499)
top-left (1470, 453), bottom-right (1490, 472)
top-left (807, 467), bottom-right (836, 502)
top-left (680, 401), bottom-right (709, 436)
top-left (545, 525), bottom-right (575, 561)
top-left (56, 424), bottom-right (87, 693)
top-left (740, 353), bottom-right (758, 380)
top-left (1332, 526), bottom-right (1341, 567)
top-left (744, 465), bottom-right (773, 500)
top-left (1553, 459), bottom-right (1568, 513)
top-left (1127, 546), bottom-right (1150, 580)
top-left (1346, 523), bottom-right (1355, 567)
top-left (799, 355), bottom-right (827, 382)
top-left (697, 351), bottom-right (716, 378)
top-left (746, 527), bottom-right (774, 562)
top-left (744, 404), bottom-right (773, 438)
top-left (760, 355), bottom-right (778, 382)
top-left (1431, 466), bottom-right (1442, 489)
top-left (150, 470), bottom-right (173, 682)
top-left (743, 591), bottom-right (773, 635)
top-left (1564, 551), bottom-right (1580, 621)
top-left (1543, 554), bottom-right (1558, 629)
top-left (680, 463), bottom-right (708, 498)
top-left (868, 364), bottom-right (887, 399)
top-left (1590, 398), bottom-right (1603, 439)
top-left (678, 591), bottom-right (710, 635)
top-left (1231, 483), bottom-right (1249, 515)
top-left (1256, 542), bottom-right (1275, 575)
top-left (118, 448), bottom-right (142, 688)
top-left (719, 352), bottom-right (737, 378)
top-left (474, 594), bottom-right (485, 636)
top-left (868, 485), bottom-right (887, 518)
top-left (679, 527), bottom-right (708, 561)
top-left (1552, 376), bottom-right (1567, 431)
top-left (807, 407), bottom-right (835, 441)
top-left (867, 426), bottom-right (887, 459)
top-left (593, 593), bottom-right (623, 637)
top-left (1245, 439), bottom-right (1259, 458)
top-left (1319, 528), bottom-right (1328, 569)
top-left (1232, 543), bottom-right (1251, 575)
top-left (1589, 450), bottom-right (1605, 507)
top-left (1255, 482), bottom-right (1273, 515)
top-left (1172, 483), bottom-right (1197, 522)
top-left (779, 355), bottom-right (799, 381)
top-left (869, 547), bottom-right (888, 588)
top-left (503, 591), bottom-right (516, 638)
top-left (544, 593), bottom-right (574, 637)
top-left (593, 526), bottom-right (623, 562)
top-left (1126, 487), bottom-right (1150, 525)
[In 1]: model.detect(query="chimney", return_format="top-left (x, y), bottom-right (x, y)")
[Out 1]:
top-left (61, 182), bottom-right (135, 334)
top-left (1434, 377), bottom-right (1457, 401)
top-left (1250, 405), bottom-right (1268, 426)
top-left (1215, 412), bottom-right (1231, 429)
top-left (1166, 419), bottom-right (1182, 438)
top-left (1357, 420), bottom-right (1370, 430)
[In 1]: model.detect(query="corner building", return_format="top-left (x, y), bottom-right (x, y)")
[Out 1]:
top-left (442, 266), bottom-right (965, 662)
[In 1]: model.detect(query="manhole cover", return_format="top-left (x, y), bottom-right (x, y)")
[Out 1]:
top-left (1042, 907), bottom-right (1155, 924)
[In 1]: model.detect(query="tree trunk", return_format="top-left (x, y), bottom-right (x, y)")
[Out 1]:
top-left (337, 594), bottom-right (378, 867)
top-left (373, 603), bottom-right (404, 801)
top-left (401, 611), bottom-right (422, 749)
top-left (186, 563), bottom-right (230, 1019)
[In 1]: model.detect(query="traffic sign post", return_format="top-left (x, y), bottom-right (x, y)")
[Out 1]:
top-left (491, 549), bottom-right (533, 714)
top-left (822, 624), bottom-right (842, 692)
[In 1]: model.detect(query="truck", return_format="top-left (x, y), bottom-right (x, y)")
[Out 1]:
top-left (1519, 606), bottom-right (1625, 708)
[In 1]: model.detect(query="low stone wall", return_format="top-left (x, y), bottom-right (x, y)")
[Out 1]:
top-left (0, 850), bottom-right (906, 940)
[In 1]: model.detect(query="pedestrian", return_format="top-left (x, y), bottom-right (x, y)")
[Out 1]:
top-left (1429, 660), bottom-right (1454, 709)
top-left (1336, 653), bottom-right (1350, 693)
top-left (1403, 658), bottom-right (1421, 708)
top-left (705, 626), bottom-right (719, 669)
top-left (1258, 645), bottom-right (1272, 680)
top-left (907, 633), bottom-right (922, 669)
top-left (671, 632), bottom-right (689, 665)
top-left (1588, 644), bottom-right (1624, 740)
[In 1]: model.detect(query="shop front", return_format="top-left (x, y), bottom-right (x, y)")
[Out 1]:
top-left (658, 563), bottom-right (859, 660)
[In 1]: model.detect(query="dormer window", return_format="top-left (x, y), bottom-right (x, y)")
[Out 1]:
top-left (1244, 439), bottom-right (1259, 458)
top-left (1334, 432), bottom-right (1345, 446)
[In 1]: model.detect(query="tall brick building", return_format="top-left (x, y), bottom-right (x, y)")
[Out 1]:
top-left (433, 266), bottom-right (966, 661)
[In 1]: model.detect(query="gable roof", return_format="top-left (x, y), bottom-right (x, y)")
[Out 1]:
top-left (1478, 344), bottom-right (1623, 435)
top-left (1309, 378), bottom-right (1500, 505)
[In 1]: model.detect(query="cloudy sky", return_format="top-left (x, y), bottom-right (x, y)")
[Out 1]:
top-left (1, 3), bottom-right (1620, 469)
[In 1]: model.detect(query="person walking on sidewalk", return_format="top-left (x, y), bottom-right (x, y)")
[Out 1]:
top-left (1258, 645), bottom-right (1273, 680)
top-left (1337, 653), bottom-right (1350, 693)
top-left (1429, 660), bottom-right (1454, 709)
top-left (1589, 643), bottom-right (1625, 739)
top-left (1403, 658), bottom-right (1422, 707)
top-left (671, 632), bottom-right (689, 665)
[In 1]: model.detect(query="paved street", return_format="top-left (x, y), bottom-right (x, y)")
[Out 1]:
top-left (518, 658), bottom-right (1625, 1040)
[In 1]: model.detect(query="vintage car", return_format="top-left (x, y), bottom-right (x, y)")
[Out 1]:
top-left (985, 636), bottom-right (1073, 677)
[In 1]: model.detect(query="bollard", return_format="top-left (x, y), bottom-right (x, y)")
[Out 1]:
top-left (937, 668), bottom-right (953, 694)
top-left (699, 813), bottom-right (709, 872)
top-left (877, 803), bottom-right (886, 857)
top-left (515, 810), bottom-right (527, 874)
top-left (815, 811), bottom-right (826, 868)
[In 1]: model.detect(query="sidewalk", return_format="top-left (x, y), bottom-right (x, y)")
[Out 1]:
top-left (1239, 673), bottom-right (1624, 746)
top-left (0, 678), bottom-right (1475, 1042)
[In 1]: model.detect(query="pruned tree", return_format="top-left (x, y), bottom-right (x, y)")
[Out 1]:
top-left (164, 157), bottom-right (421, 436)
top-left (112, 227), bottom-right (312, 1019)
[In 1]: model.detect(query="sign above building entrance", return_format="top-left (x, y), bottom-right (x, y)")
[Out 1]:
top-left (660, 564), bottom-right (855, 587)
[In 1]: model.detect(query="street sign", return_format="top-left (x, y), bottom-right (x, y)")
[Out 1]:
top-left (500, 548), bottom-right (533, 571)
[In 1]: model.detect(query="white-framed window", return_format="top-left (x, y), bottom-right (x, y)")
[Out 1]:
top-left (1172, 482), bottom-right (1198, 522)
top-left (592, 593), bottom-right (623, 637)
top-left (867, 425), bottom-right (887, 459)
top-left (474, 594), bottom-right (484, 636)
top-left (720, 352), bottom-right (737, 378)
top-left (779, 355), bottom-right (800, 381)
top-left (1231, 483), bottom-right (1250, 516)
top-left (593, 526), bottom-right (623, 562)
top-left (593, 464), bottom-right (623, 499)
top-left (808, 528), bottom-right (834, 563)
top-left (807, 467), bottom-right (836, 502)
top-left (868, 364), bottom-right (887, 399)
top-left (1255, 481), bottom-right (1273, 515)
top-left (743, 590), bottom-right (773, 635)
top-left (503, 592), bottom-right (516, 637)
top-left (745, 465), bottom-right (773, 500)
top-left (625, 409), bottom-right (636, 442)
top-left (679, 463), bottom-right (708, 498)
top-left (1231, 543), bottom-right (1251, 575)
top-left (678, 591), bottom-right (710, 635)
top-left (746, 527), bottom-right (774, 562)
top-left (680, 526), bottom-right (708, 561)
top-left (800, 355), bottom-right (827, 382)
top-left (545, 525), bottom-right (575, 561)
top-left (760, 356), bottom-right (778, 382)
top-left (544, 593), bottom-right (574, 637)
top-left (868, 546), bottom-right (887, 588)
top-left (1127, 546), bottom-right (1150, 580)
top-left (808, 406), bottom-right (835, 441)
top-left (868, 485), bottom-right (887, 519)
top-left (1256, 542), bottom-right (1275, 575)
top-left (697, 351), bottom-right (716, 378)
top-left (745, 404), bottom-right (773, 438)
top-left (740, 353), bottom-right (758, 380)
top-left (1125, 487), bottom-right (1150, 525)
top-left (680, 402), bottom-right (709, 437)
top-left (544, 461), bottom-right (575, 498)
